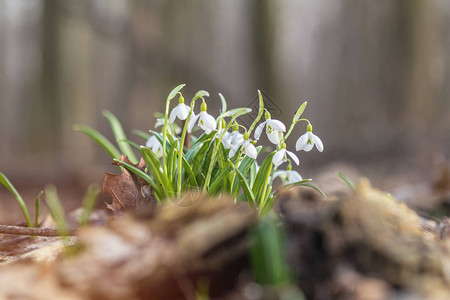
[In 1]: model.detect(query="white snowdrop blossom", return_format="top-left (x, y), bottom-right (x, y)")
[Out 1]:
top-left (272, 144), bottom-right (299, 168)
top-left (216, 128), bottom-right (231, 148)
top-left (228, 132), bottom-right (257, 159)
top-left (155, 118), bottom-right (165, 128)
top-left (223, 127), bottom-right (244, 150)
top-left (187, 101), bottom-right (217, 134)
top-left (169, 96), bottom-right (191, 122)
top-left (274, 170), bottom-right (303, 184)
top-left (296, 124), bottom-right (323, 152)
top-left (254, 112), bottom-right (286, 144)
top-left (145, 135), bottom-right (162, 154)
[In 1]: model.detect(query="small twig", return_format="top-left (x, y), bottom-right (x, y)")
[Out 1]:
top-left (0, 225), bottom-right (77, 237)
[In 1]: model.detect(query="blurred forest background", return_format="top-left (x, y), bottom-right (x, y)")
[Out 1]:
top-left (0, 0), bottom-right (449, 211)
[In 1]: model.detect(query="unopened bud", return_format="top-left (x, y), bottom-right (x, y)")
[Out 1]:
top-left (201, 101), bottom-right (207, 112)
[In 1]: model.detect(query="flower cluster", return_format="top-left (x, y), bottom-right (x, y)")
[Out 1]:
top-left (145, 85), bottom-right (323, 212)
top-left (77, 84), bottom-right (324, 215)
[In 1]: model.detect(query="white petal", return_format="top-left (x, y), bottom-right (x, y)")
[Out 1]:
top-left (169, 106), bottom-right (179, 123)
top-left (229, 142), bottom-right (242, 158)
top-left (177, 103), bottom-right (191, 120)
top-left (267, 131), bottom-right (281, 144)
top-left (231, 132), bottom-right (244, 146)
top-left (304, 142), bottom-right (314, 152)
top-left (254, 122), bottom-right (266, 140)
top-left (289, 171), bottom-right (303, 183)
top-left (235, 135), bottom-right (244, 145)
top-left (287, 150), bottom-right (300, 165)
top-left (221, 130), bottom-right (229, 139)
top-left (244, 142), bottom-right (257, 159)
top-left (187, 113), bottom-right (199, 133)
top-left (199, 113), bottom-right (217, 132)
top-left (155, 118), bottom-right (164, 128)
top-left (295, 133), bottom-right (309, 151)
top-left (274, 171), bottom-right (287, 181)
top-left (311, 133), bottom-right (324, 152)
top-left (145, 136), bottom-right (156, 148)
top-left (152, 143), bottom-right (160, 153)
top-left (272, 150), bottom-right (286, 167)
top-left (267, 119), bottom-right (286, 132)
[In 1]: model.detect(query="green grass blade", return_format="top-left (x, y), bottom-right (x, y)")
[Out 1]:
top-left (120, 139), bottom-right (142, 152)
top-left (208, 165), bottom-right (232, 194)
top-left (300, 182), bottom-right (327, 198)
top-left (132, 129), bottom-right (151, 141)
top-left (337, 171), bottom-right (355, 190)
top-left (79, 184), bottom-right (100, 226)
top-left (192, 90), bottom-right (210, 102)
top-left (219, 93), bottom-right (227, 113)
top-left (141, 147), bottom-right (173, 198)
top-left (273, 179), bottom-right (327, 198)
top-left (102, 110), bottom-right (138, 163)
top-left (44, 185), bottom-right (69, 236)
top-left (34, 190), bottom-right (43, 228)
top-left (168, 84), bottom-right (186, 101)
top-left (167, 142), bottom-right (177, 181)
top-left (249, 214), bottom-right (292, 285)
top-left (252, 152), bottom-right (275, 203)
top-left (230, 162), bottom-right (255, 205)
top-left (150, 130), bottom-right (175, 153)
top-left (191, 140), bottom-right (214, 176)
top-left (0, 172), bottom-right (32, 227)
top-left (73, 124), bottom-right (121, 159)
top-left (181, 155), bottom-right (198, 188)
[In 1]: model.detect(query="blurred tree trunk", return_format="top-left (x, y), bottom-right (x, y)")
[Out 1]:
top-left (33, 0), bottom-right (61, 157)
top-left (399, 0), bottom-right (440, 127)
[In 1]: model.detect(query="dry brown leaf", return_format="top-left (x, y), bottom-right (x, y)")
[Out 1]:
top-left (102, 155), bottom-right (157, 217)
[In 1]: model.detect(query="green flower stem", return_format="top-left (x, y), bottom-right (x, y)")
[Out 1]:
top-left (162, 97), bottom-right (174, 174)
top-left (177, 113), bottom-right (192, 196)
top-left (176, 98), bottom-right (200, 196)
top-left (259, 163), bottom-right (273, 210)
top-left (247, 91), bottom-right (265, 135)
top-left (203, 124), bottom-right (230, 193)
top-left (283, 118), bottom-right (310, 141)
top-left (230, 152), bottom-right (243, 196)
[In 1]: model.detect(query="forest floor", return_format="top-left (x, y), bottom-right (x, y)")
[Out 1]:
top-left (0, 159), bottom-right (449, 300)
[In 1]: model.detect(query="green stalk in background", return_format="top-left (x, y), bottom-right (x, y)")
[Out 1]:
top-left (45, 185), bottom-right (69, 237)
top-left (0, 172), bottom-right (32, 227)
top-left (163, 84), bottom-right (186, 174)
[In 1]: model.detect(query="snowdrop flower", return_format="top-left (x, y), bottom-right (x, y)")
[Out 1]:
top-left (228, 132), bottom-right (257, 159)
top-left (254, 111), bottom-right (286, 144)
top-left (169, 95), bottom-right (191, 122)
top-left (187, 101), bottom-right (217, 134)
top-left (223, 124), bottom-right (244, 149)
top-left (296, 124), bottom-right (323, 152)
top-left (217, 129), bottom-right (230, 142)
top-left (272, 143), bottom-right (299, 168)
top-left (274, 170), bottom-right (303, 184)
top-left (145, 135), bottom-right (162, 154)
top-left (155, 118), bottom-right (165, 128)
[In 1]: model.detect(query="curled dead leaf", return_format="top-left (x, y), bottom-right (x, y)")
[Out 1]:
top-left (102, 155), bottom-right (157, 217)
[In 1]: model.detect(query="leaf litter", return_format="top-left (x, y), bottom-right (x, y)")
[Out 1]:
top-left (0, 162), bottom-right (449, 299)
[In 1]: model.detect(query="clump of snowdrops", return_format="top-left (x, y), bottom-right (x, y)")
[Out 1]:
top-left (76, 84), bottom-right (324, 215)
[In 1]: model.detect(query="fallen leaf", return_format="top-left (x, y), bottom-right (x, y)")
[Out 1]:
top-left (102, 155), bottom-right (156, 217)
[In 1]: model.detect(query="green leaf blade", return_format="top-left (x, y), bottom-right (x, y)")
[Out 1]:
top-left (73, 125), bottom-right (121, 159)
top-left (0, 172), bottom-right (32, 227)
top-left (102, 110), bottom-right (138, 163)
